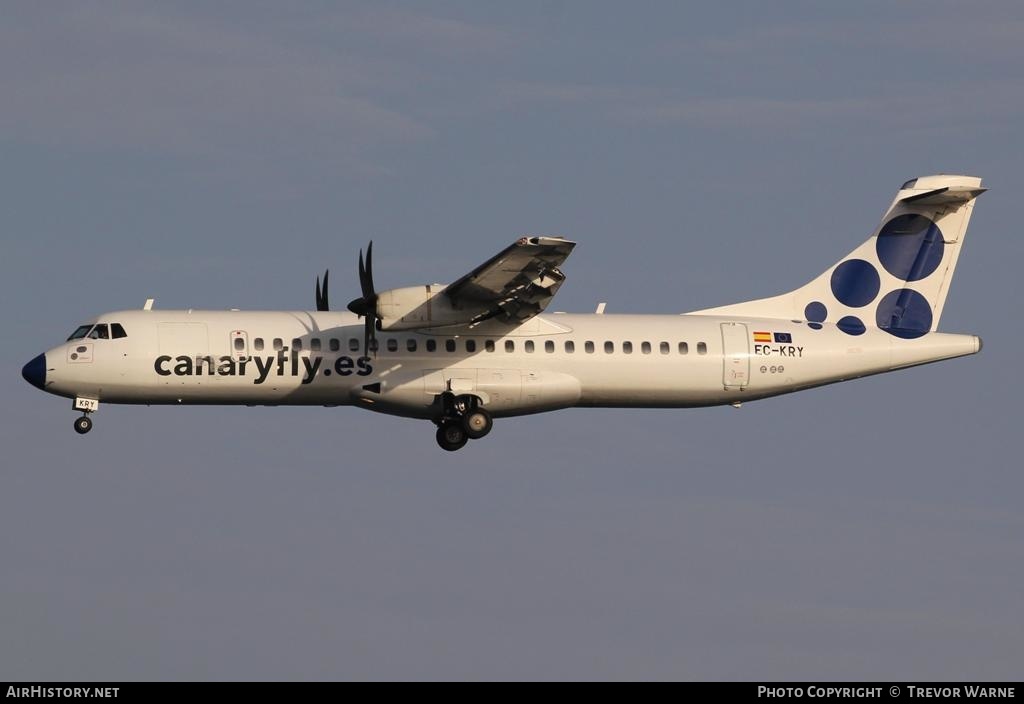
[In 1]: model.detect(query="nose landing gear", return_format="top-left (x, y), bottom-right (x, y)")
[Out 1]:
top-left (72, 397), bottom-right (99, 435)
top-left (434, 392), bottom-right (493, 451)
top-left (74, 414), bottom-right (93, 435)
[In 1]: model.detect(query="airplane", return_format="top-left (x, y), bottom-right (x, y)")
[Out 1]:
top-left (22, 174), bottom-right (985, 451)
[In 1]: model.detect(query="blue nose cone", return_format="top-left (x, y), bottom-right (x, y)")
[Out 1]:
top-left (22, 353), bottom-right (46, 390)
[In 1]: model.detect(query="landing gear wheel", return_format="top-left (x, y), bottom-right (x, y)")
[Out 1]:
top-left (462, 408), bottom-right (493, 439)
top-left (74, 416), bottom-right (93, 435)
top-left (436, 422), bottom-right (468, 452)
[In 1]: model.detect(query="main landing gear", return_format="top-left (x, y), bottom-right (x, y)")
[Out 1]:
top-left (434, 393), bottom-right (493, 452)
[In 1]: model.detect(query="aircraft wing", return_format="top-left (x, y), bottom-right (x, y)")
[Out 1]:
top-left (445, 236), bottom-right (576, 324)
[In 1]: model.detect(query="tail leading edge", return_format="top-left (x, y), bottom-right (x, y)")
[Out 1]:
top-left (690, 174), bottom-right (986, 338)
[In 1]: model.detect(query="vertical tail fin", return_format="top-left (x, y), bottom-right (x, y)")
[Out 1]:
top-left (690, 175), bottom-right (986, 337)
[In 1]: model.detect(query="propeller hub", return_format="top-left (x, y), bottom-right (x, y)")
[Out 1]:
top-left (347, 296), bottom-right (376, 317)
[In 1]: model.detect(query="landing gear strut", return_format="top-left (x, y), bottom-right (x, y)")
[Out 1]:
top-left (433, 392), bottom-right (493, 451)
top-left (74, 414), bottom-right (93, 435)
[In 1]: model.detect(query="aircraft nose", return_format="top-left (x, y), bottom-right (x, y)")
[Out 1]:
top-left (21, 353), bottom-right (46, 390)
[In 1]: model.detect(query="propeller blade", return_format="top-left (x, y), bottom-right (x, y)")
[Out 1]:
top-left (363, 315), bottom-right (376, 357)
top-left (315, 269), bottom-right (330, 311)
top-left (357, 248), bottom-right (366, 295)
top-left (364, 241), bottom-right (374, 296)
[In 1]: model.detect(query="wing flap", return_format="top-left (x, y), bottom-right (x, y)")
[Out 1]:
top-left (445, 236), bottom-right (576, 324)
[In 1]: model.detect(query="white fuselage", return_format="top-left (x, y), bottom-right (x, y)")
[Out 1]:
top-left (23, 174), bottom-right (987, 450)
top-left (38, 308), bottom-right (981, 419)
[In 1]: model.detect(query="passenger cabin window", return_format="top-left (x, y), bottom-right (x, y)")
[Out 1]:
top-left (485, 340), bottom-right (495, 352)
top-left (697, 342), bottom-right (708, 355)
top-left (445, 339), bottom-right (456, 352)
top-left (525, 340), bottom-right (535, 353)
top-left (407, 339), bottom-right (417, 352)
top-left (679, 342), bottom-right (689, 355)
top-left (505, 340), bottom-right (515, 353)
top-left (329, 338), bottom-right (340, 352)
top-left (111, 323), bottom-right (128, 339)
top-left (311, 339), bottom-right (322, 352)
top-left (660, 341), bottom-right (670, 355)
top-left (234, 338), bottom-right (245, 351)
top-left (565, 341), bottom-right (575, 353)
top-left (349, 339), bottom-right (359, 352)
top-left (545, 340), bottom-right (555, 353)
top-left (292, 338), bottom-right (302, 351)
top-left (273, 338), bottom-right (283, 351)
top-left (622, 341), bottom-right (633, 354)
top-left (386, 338), bottom-right (398, 352)
top-left (67, 325), bottom-right (93, 341)
top-left (88, 324), bottom-right (110, 340)
top-left (585, 341), bottom-right (595, 354)
top-left (465, 340), bottom-right (476, 352)
top-left (254, 338), bottom-right (265, 351)
top-left (427, 339), bottom-right (437, 352)
top-left (641, 341), bottom-right (651, 354)
top-left (604, 341), bottom-right (614, 354)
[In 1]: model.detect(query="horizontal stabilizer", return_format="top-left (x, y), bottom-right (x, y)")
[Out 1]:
top-left (900, 186), bottom-right (987, 206)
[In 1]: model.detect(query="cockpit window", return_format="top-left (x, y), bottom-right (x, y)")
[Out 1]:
top-left (111, 323), bottom-right (127, 339)
top-left (67, 325), bottom-right (93, 341)
top-left (88, 324), bottom-right (110, 340)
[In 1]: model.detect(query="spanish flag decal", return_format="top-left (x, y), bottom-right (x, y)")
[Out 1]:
top-left (753, 331), bottom-right (772, 343)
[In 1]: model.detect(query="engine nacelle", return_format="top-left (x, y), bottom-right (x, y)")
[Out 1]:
top-left (376, 285), bottom-right (490, 330)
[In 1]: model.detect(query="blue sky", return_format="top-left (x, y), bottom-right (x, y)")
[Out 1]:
top-left (2, 1), bottom-right (1022, 680)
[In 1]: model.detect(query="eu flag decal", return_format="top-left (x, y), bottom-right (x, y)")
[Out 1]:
top-left (774, 332), bottom-right (793, 344)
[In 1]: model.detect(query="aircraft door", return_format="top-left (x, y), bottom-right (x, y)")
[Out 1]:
top-left (230, 330), bottom-right (249, 361)
top-left (721, 322), bottom-right (750, 390)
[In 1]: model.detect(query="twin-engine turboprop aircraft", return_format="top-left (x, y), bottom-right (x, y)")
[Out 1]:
top-left (23, 175), bottom-right (985, 451)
